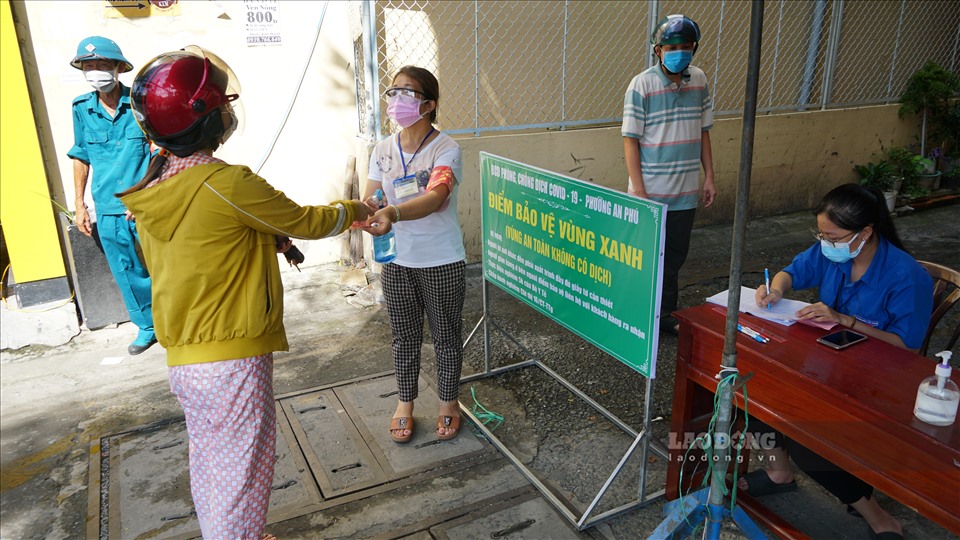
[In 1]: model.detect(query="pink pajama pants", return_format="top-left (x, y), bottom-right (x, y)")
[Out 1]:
top-left (169, 354), bottom-right (276, 539)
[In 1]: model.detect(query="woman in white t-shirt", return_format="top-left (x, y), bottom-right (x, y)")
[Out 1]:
top-left (361, 66), bottom-right (466, 444)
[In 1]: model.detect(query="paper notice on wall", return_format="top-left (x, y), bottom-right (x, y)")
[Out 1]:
top-left (244, 0), bottom-right (281, 46)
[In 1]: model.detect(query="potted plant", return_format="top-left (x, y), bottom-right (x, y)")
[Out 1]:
top-left (900, 176), bottom-right (931, 201)
top-left (899, 61), bottom-right (960, 176)
top-left (883, 146), bottom-right (918, 190)
top-left (853, 160), bottom-right (898, 211)
top-left (883, 146), bottom-right (930, 202)
top-left (916, 149), bottom-right (941, 191)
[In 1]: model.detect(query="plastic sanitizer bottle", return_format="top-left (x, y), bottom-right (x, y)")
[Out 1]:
top-left (913, 351), bottom-right (959, 426)
top-left (370, 189), bottom-right (397, 264)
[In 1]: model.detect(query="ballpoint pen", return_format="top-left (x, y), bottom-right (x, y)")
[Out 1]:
top-left (738, 323), bottom-right (769, 343)
top-left (764, 268), bottom-right (771, 309)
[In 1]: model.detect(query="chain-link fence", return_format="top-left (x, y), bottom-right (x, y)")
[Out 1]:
top-left (352, 0), bottom-right (960, 140)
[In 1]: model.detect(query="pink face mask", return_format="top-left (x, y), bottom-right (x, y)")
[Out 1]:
top-left (386, 93), bottom-right (425, 128)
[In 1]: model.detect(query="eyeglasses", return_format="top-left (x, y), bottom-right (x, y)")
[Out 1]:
top-left (384, 87), bottom-right (426, 99)
top-left (810, 228), bottom-right (859, 247)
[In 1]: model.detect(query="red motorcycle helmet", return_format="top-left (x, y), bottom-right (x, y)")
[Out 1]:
top-left (131, 46), bottom-right (240, 142)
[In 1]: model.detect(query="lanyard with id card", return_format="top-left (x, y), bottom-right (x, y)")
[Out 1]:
top-left (393, 173), bottom-right (418, 198)
top-left (393, 127), bottom-right (435, 200)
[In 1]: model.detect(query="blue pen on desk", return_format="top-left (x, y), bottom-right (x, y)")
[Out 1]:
top-left (738, 323), bottom-right (769, 343)
top-left (764, 268), bottom-right (771, 309)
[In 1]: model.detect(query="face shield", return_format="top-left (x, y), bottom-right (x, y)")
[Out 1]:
top-left (131, 46), bottom-right (244, 142)
top-left (183, 46), bottom-right (244, 139)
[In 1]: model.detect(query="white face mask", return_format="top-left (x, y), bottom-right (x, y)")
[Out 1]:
top-left (820, 231), bottom-right (866, 263)
top-left (84, 69), bottom-right (118, 93)
top-left (219, 107), bottom-right (238, 145)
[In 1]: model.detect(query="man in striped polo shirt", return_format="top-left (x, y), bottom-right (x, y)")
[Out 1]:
top-left (622, 14), bottom-right (717, 335)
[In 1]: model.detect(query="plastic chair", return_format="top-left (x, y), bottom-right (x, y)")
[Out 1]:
top-left (918, 260), bottom-right (960, 357)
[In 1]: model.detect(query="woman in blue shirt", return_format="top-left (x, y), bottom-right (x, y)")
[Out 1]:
top-left (759, 183), bottom-right (933, 350)
top-left (744, 183), bottom-right (933, 540)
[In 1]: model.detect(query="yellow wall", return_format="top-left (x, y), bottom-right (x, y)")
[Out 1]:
top-left (0, 0), bottom-right (66, 282)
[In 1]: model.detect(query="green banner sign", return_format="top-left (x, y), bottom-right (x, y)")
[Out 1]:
top-left (480, 152), bottom-right (665, 378)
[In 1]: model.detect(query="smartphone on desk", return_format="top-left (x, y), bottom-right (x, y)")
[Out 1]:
top-left (816, 329), bottom-right (867, 350)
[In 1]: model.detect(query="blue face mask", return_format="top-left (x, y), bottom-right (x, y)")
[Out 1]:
top-left (662, 50), bottom-right (693, 73)
top-left (820, 231), bottom-right (865, 263)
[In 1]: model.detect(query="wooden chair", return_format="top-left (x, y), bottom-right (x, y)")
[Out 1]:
top-left (918, 260), bottom-right (960, 357)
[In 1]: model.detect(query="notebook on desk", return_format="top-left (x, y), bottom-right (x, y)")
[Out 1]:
top-left (706, 286), bottom-right (837, 330)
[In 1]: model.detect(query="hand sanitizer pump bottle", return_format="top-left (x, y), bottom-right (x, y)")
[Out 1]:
top-left (371, 189), bottom-right (397, 264)
top-left (914, 351), bottom-right (959, 426)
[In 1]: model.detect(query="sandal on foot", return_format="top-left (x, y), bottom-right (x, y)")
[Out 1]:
top-left (437, 414), bottom-right (461, 441)
top-left (740, 469), bottom-right (797, 497)
top-left (660, 316), bottom-right (680, 336)
top-left (390, 416), bottom-right (414, 443)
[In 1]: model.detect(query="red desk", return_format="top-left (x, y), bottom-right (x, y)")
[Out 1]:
top-left (666, 304), bottom-right (960, 537)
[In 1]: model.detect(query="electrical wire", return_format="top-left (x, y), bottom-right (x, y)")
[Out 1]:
top-left (253, 1), bottom-right (328, 175)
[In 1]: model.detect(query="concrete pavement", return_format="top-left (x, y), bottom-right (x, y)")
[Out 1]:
top-left (2, 202), bottom-right (958, 539)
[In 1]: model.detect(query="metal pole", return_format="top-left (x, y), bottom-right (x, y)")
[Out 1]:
top-left (561, 0), bottom-right (568, 130)
top-left (482, 279), bottom-right (491, 373)
top-left (360, 0), bottom-right (381, 140)
top-left (921, 109), bottom-right (927, 158)
top-left (798, 0), bottom-right (826, 111)
top-left (713, 0), bottom-right (727, 108)
top-left (647, 0), bottom-right (660, 68)
top-left (952, 16), bottom-right (960, 72)
top-left (885, 0), bottom-right (907, 103)
top-left (767, 1), bottom-right (785, 111)
top-left (474, 0), bottom-right (480, 137)
top-left (820, 0), bottom-right (844, 110)
top-left (639, 375), bottom-right (655, 501)
top-left (706, 0), bottom-right (764, 536)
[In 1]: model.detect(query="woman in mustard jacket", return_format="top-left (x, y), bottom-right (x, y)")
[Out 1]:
top-left (120, 47), bottom-right (370, 539)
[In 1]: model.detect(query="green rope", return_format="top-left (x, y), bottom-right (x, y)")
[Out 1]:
top-left (470, 387), bottom-right (504, 435)
top-left (676, 372), bottom-right (752, 528)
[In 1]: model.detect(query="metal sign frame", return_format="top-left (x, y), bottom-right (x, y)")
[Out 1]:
top-left (460, 153), bottom-right (669, 530)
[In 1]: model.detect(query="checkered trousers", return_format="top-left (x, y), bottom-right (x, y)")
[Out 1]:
top-left (168, 354), bottom-right (276, 540)
top-left (382, 261), bottom-right (466, 402)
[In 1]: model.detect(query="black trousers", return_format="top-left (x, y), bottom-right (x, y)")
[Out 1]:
top-left (753, 420), bottom-right (874, 505)
top-left (661, 209), bottom-right (697, 318)
top-left (783, 439), bottom-right (874, 505)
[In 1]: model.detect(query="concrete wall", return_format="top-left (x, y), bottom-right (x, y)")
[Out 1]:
top-left (14, 0), bottom-right (360, 264)
top-left (10, 0), bottom-right (924, 269)
top-left (358, 103), bottom-right (917, 263)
